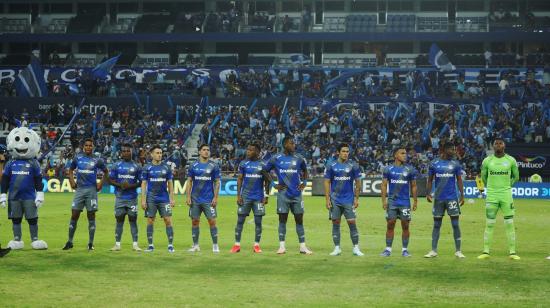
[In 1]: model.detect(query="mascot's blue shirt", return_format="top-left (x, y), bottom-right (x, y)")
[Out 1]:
top-left (2, 159), bottom-right (42, 200)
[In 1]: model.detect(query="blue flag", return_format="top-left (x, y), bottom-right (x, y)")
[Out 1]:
top-left (92, 54), bottom-right (120, 79)
top-left (15, 56), bottom-right (48, 97)
top-left (429, 43), bottom-right (455, 72)
top-left (290, 54), bottom-right (311, 65)
top-left (324, 69), bottom-right (368, 98)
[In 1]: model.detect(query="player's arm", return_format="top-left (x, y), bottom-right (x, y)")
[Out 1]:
top-left (411, 180), bottom-right (417, 211)
top-left (353, 178), bottom-right (361, 209)
top-left (480, 158), bottom-right (488, 189)
top-left (510, 159), bottom-right (520, 186)
top-left (108, 168), bottom-right (122, 188)
top-left (167, 180), bottom-right (175, 207)
top-left (426, 174), bottom-right (434, 203)
top-left (262, 170), bottom-right (272, 205)
top-left (299, 162), bottom-right (308, 191)
top-left (185, 176), bottom-right (193, 206)
top-left (324, 178), bottom-right (331, 209)
top-left (381, 178), bottom-right (388, 210)
top-left (68, 167), bottom-right (77, 189)
top-left (97, 167), bottom-right (109, 191)
top-left (456, 174), bottom-right (465, 206)
top-left (140, 180), bottom-right (147, 210)
top-left (212, 178), bottom-right (220, 208)
top-left (237, 163), bottom-right (244, 205)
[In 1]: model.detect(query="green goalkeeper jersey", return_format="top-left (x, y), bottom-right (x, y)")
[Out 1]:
top-left (480, 154), bottom-right (520, 203)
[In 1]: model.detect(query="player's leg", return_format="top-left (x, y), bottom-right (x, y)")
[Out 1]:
top-left (343, 205), bottom-right (362, 256)
top-left (159, 203), bottom-right (174, 251)
top-left (189, 203), bottom-right (201, 251)
top-left (400, 214), bottom-right (411, 257)
top-left (502, 200), bottom-right (518, 259)
top-left (291, 197), bottom-right (311, 254)
top-left (277, 194), bottom-right (290, 254)
top-left (232, 214), bottom-right (247, 252)
top-left (0, 245), bottom-right (10, 257)
top-left (86, 211), bottom-right (96, 250)
top-left (22, 200), bottom-right (40, 244)
top-left (329, 201), bottom-right (342, 255)
top-left (127, 210), bottom-right (140, 251)
top-left (426, 200), bottom-right (444, 257)
top-left (450, 216), bottom-right (464, 258)
top-left (203, 203), bottom-right (219, 252)
top-left (250, 201), bottom-right (265, 253)
top-left (479, 202), bottom-right (499, 259)
top-left (112, 210), bottom-right (125, 251)
top-left (145, 202), bottom-right (158, 251)
top-left (381, 205), bottom-right (397, 256)
top-left (64, 208), bottom-right (81, 250)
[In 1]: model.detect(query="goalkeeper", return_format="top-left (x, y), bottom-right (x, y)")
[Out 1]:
top-left (478, 138), bottom-right (520, 260)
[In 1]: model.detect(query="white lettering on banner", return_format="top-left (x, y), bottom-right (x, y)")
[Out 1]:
top-left (60, 69), bottom-right (77, 83)
top-left (362, 179), bottom-right (382, 194)
top-left (517, 161), bottom-right (545, 169)
top-left (511, 187), bottom-right (539, 197)
top-left (0, 69), bottom-right (16, 83)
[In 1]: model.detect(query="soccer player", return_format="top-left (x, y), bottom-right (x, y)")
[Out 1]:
top-left (109, 144), bottom-right (142, 252)
top-left (380, 147), bottom-right (418, 257)
top-left (266, 136), bottom-right (312, 255)
top-left (324, 143), bottom-right (364, 256)
top-left (186, 144), bottom-right (221, 253)
top-left (141, 145), bottom-right (175, 252)
top-left (63, 138), bottom-right (108, 251)
top-left (0, 146), bottom-right (12, 257)
top-left (478, 138), bottom-right (520, 260)
top-left (230, 142), bottom-right (271, 253)
top-left (424, 143), bottom-right (465, 258)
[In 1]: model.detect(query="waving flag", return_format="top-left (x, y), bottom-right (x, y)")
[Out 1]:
top-left (429, 43), bottom-right (456, 72)
top-left (92, 54), bottom-right (120, 79)
top-left (15, 56), bottom-right (48, 97)
top-left (290, 54), bottom-right (311, 65)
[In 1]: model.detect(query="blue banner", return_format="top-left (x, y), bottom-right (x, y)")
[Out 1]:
top-left (463, 181), bottom-right (550, 199)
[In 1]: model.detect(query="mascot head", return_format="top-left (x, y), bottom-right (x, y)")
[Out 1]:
top-left (6, 127), bottom-right (41, 160)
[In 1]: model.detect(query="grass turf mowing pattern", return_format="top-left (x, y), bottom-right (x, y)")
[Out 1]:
top-left (1, 194), bottom-right (549, 306)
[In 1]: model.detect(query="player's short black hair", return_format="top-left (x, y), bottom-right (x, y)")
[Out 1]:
top-left (393, 147), bottom-right (406, 156)
top-left (493, 137), bottom-right (505, 143)
top-left (83, 138), bottom-right (94, 145)
top-left (121, 143), bottom-right (132, 149)
top-left (282, 136), bottom-right (294, 145)
top-left (337, 143), bottom-right (350, 152)
top-left (150, 144), bottom-right (162, 152)
top-left (249, 142), bottom-right (261, 152)
top-left (198, 144), bottom-right (209, 151)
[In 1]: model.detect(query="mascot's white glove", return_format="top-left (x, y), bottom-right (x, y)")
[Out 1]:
top-left (0, 193), bottom-right (6, 208)
top-left (35, 191), bottom-right (44, 209)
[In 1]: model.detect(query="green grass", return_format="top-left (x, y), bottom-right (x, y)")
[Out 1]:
top-left (1, 194), bottom-right (550, 307)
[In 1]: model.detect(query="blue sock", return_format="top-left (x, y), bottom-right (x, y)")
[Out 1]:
top-left (88, 220), bottom-right (96, 245)
top-left (432, 218), bottom-right (443, 251)
top-left (13, 222), bottom-right (22, 241)
top-left (210, 226), bottom-right (218, 245)
top-left (348, 223), bottom-right (359, 245)
top-left (451, 217), bottom-right (462, 251)
top-left (332, 223), bottom-right (341, 246)
top-left (254, 216), bottom-right (262, 243)
top-left (278, 222), bottom-right (286, 241)
top-left (166, 226), bottom-right (174, 245)
top-left (235, 215), bottom-right (246, 243)
top-left (129, 220), bottom-right (138, 242)
top-left (192, 226), bottom-right (199, 245)
top-left (147, 224), bottom-right (154, 245)
top-left (115, 222), bottom-right (124, 242)
top-left (385, 237), bottom-right (393, 248)
top-left (296, 224), bottom-right (305, 243)
top-left (68, 219), bottom-right (77, 242)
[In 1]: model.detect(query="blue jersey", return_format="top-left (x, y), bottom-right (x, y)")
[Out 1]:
top-left (429, 159), bottom-right (462, 201)
top-left (324, 159), bottom-right (362, 205)
top-left (266, 153), bottom-right (307, 198)
top-left (141, 163), bottom-right (173, 203)
top-left (2, 159), bottom-right (42, 200)
top-left (188, 160), bottom-right (220, 204)
top-left (70, 154), bottom-right (107, 188)
top-left (383, 164), bottom-right (418, 207)
top-left (239, 159), bottom-right (267, 202)
top-left (109, 160), bottom-right (142, 200)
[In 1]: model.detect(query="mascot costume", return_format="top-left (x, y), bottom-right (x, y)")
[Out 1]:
top-left (0, 127), bottom-right (48, 250)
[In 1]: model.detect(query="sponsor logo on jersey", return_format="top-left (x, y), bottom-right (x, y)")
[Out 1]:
top-left (79, 170), bottom-right (95, 174)
top-left (149, 178), bottom-right (166, 182)
top-left (12, 171), bottom-right (30, 175)
top-left (489, 170), bottom-right (509, 175)
top-left (194, 176), bottom-right (212, 181)
top-left (390, 179), bottom-right (408, 184)
top-left (280, 169), bottom-right (298, 174)
top-left (334, 176), bottom-right (351, 181)
top-left (245, 174), bottom-right (263, 178)
top-left (435, 173), bottom-right (454, 178)
top-left (118, 174), bottom-right (135, 179)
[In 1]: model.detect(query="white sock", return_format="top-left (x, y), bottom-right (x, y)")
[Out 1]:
top-left (133, 242), bottom-right (138, 246)
top-left (386, 247), bottom-right (392, 252)
top-left (235, 242), bottom-right (240, 246)
top-left (254, 242), bottom-right (259, 245)
top-left (334, 245), bottom-right (340, 250)
top-left (353, 245), bottom-right (359, 249)
top-left (279, 241), bottom-right (285, 248)
top-left (115, 242), bottom-right (121, 246)
top-left (168, 244), bottom-right (173, 247)
top-left (402, 247), bottom-right (408, 252)
top-left (300, 243), bottom-right (306, 249)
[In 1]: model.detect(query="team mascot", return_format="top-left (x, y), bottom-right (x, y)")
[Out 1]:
top-left (0, 126), bottom-right (47, 250)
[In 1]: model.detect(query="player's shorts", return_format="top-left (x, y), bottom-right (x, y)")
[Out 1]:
top-left (485, 199), bottom-right (515, 219)
top-left (72, 187), bottom-right (98, 212)
top-left (276, 192), bottom-right (304, 215)
top-left (433, 199), bottom-right (461, 217)
top-left (8, 199), bottom-right (37, 220)
top-left (330, 199), bottom-right (356, 220)
top-left (114, 198), bottom-right (138, 217)
top-left (189, 202), bottom-right (217, 219)
top-left (385, 201), bottom-right (412, 221)
top-left (237, 199), bottom-right (266, 216)
top-left (145, 200), bottom-right (172, 218)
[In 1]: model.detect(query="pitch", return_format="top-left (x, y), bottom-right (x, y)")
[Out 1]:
top-left (1, 194), bottom-right (549, 306)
